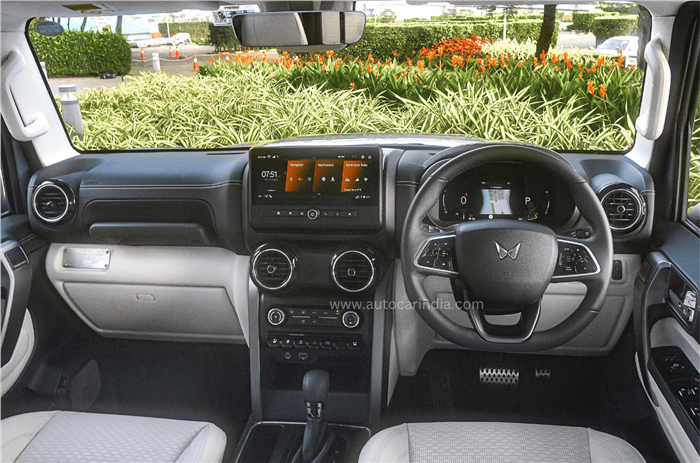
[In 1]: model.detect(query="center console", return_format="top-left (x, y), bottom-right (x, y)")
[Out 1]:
top-left (236, 145), bottom-right (395, 462)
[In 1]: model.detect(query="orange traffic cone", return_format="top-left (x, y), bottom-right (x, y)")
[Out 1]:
top-left (192, 55), bottom-right (199, 72)
top-left (140, 47), bottom-right (145, 60)
top-left (176, 45), bottom-right (180, 58)
top-left (169, 46), bottom-right (174, 58)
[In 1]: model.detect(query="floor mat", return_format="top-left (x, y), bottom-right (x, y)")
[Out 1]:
top-left (89, 339), bottom-right (251, 463)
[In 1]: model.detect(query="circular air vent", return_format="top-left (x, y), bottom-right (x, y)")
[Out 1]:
top-left (600, 187), bottom-right (645, 233)
top-left (32, 180), bottom-right (74, 223)
top-left (331, 249), bottom-right (376, 293)
top-left (251, 247), bottom-right (295, 291)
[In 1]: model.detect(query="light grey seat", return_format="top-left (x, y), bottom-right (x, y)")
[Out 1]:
top-left (1, 410), bottom-right (227, 463)
top-left (359, 422), bottom-right (646, 463)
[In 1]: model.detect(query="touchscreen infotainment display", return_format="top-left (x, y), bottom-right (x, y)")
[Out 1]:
top-left (250, 147), bottom-right (380, 207)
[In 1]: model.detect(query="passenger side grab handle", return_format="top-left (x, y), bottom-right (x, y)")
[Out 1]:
top-left (1, 47), bottom-right (49, 141)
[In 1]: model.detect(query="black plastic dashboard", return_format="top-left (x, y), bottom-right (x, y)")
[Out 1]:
top-left (26, 140), bottom-right (655, 256)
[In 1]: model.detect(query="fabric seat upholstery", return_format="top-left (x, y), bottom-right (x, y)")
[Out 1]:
top-left (359, 422), bottom-right (646, 463)
top-left (1, 411), bottom-right (227, 463)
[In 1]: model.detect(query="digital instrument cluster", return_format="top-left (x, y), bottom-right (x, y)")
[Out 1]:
top-left (437, 163), bottom-right (575, 228)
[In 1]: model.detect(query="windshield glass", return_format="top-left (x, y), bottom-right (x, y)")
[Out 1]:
top-left (31, 2), bottom-right (647, 152)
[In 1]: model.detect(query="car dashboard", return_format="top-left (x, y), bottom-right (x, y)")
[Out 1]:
top-left (25, 137), bottom-right (655, 425)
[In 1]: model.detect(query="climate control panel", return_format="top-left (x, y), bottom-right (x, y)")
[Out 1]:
top-left (266, 307), bottom-right (361, 329)
top-left (259, 297), bottom-right (371, 365)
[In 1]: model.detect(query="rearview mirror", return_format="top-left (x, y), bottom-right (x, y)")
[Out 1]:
top-left (232, 11), bottom-right (365, 51)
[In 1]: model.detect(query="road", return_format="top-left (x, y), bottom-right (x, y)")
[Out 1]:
top-left (557, 31), bottom-right (596, 50)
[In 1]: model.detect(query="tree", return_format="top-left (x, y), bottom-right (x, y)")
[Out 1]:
top-left (116, 15), bottom-right (123, 34)
top-left (80, 16), bottom-right (87, 31)
top-left (536, 5), bottom-right (557, 57)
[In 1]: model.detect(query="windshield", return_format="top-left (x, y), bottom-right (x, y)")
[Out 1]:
top-left (31, 2), bottom-right (647, 153)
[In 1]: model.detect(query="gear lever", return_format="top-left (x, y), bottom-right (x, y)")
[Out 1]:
top-left (293, 370), bottom-right (334, 463)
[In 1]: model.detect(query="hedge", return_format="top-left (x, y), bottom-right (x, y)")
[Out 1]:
top-left (341, 21), bottom-right (558, 61)
top-left (592, 16), bottom-right (638, 45)
top-left (158, 21), bottom-right (210, 43)
top-left (208, 23), bottom-right (258, 52)
top-left (29, 27), bottom-right (131, 77)
top-left (572, 12), bottom-right (608, 32)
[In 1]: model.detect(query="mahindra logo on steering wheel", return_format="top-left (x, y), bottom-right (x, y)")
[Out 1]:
top-left (495, 241), bottom-right (521, 260)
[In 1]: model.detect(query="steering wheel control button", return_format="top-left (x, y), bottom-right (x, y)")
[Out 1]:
top-left (307, 208), bottom-right (320, 220)
top-left (267, 308), bottom-right (286, 326)
top-left (554, 240), bottom-right (598, 277)
top-left (416, 236), bottom-right (457, 272)
top-left (342, 311), bottom-right (360, 328)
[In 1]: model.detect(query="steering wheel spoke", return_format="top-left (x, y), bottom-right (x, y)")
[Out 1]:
top-left (413, 232), bottom-right (459, 277)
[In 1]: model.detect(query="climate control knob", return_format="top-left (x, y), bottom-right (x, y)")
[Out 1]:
top-left (267, 308), bottom-right (286, 326)
top-left (342, 311), bottom-right (360, 329)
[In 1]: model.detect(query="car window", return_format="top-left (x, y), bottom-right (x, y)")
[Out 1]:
top-left (28, 2), bottom-right (648, 153)
top-left (690, 97), bottom-right (700, 213)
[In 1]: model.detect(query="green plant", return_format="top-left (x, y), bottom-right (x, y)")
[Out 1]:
top-left (208, 23), bottom-right (256, 52)
top-left (158, 21), bottom-right (211, 43)
top-left (572, 12), bottom-right (607, 32)
top-left (689, 98), bottom-right (700, 210)
top-left (592, 16), bottom-right (638, 45)
top-left (29, 25), bottom-right (131, 76)
top-left (341, 21), bottom-right (557, 61)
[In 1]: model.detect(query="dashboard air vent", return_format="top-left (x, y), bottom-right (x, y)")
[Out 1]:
top-left (251, 247), bottom-right (294, 290)
top-left (32, 181), bottom-right (74, 223)
top-left (600, 187), bottom-right (645, 233)
top-left (332, 250), bottom-right (376, 293)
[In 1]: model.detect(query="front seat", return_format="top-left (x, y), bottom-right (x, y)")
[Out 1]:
top-left (1, 410), bottom-right (227, 463)
top-left (359, 422), bottom-right (645, 463)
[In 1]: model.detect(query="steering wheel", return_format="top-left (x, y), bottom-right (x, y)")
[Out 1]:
top-left (401, 143), bottom-right (613, 352)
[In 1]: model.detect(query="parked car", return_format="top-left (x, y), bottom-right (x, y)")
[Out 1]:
top-left (594, 35), bottom-right (639, 67)
top-left (1, 2), bottom-right (698, 463)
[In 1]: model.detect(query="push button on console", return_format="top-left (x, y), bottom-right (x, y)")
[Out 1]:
top-left (307, 208), bottom-right (320, 220)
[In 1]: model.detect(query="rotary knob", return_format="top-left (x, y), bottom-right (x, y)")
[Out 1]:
top-left (267, 308), bottom-right (285, 326)
top-left (342, 311), bottom-right (360, 329)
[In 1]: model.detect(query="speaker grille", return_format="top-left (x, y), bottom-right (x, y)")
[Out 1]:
top-left (33, 181), bottom-right (72, 223)
top-left (601, 188), bottom-right (644, 232)
top-left (252, 249), bottom-right (293, 290)
top-left (332, 250), bottom-right (375, 292)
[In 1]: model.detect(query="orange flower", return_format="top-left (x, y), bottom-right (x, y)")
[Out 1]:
top-left (596, 55), bottom-right (605, 68)
top-left (321, 64), bottom-right (326, 71)
top-left (551, 54), bottom-right (559, 64)
top-left (599, 84), bottom-right (607, 99)
top-left (350, 83), bottom-right (355, 90)
top-left (484, 83), bottom-right (488, 88)
top-left (414, 76), bottom-right (418, 83)
top-left (395, 75), bottom-right (399, 80)
top-left (518, 61), bottom-right (523, 67)
top-left (402, 70), bottom-right (407, 77)
top-left (540, 50), bottom-right (547, 62)
top-left (578, 73), bottom-right (582, 81)
top-left (587, 81), bottom-right (596, 95)
top-left (393, 50), bottom-right (397, 57)
top-left (533, 57), bottom-right (538, 67)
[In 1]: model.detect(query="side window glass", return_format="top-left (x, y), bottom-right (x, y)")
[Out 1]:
top-left (688, 97), bottom-right (700, 226)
